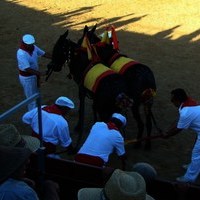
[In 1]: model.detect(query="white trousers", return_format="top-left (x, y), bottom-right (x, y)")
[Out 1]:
top-left (184, 136), bottom-right (200, 182)
top-left (19, 75), bottom-right (38, 111)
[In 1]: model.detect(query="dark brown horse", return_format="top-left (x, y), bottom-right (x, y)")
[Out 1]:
top-left (78, 25), bottom-right (159, 149)
top-left (47, 30), bottom-right (132, 145)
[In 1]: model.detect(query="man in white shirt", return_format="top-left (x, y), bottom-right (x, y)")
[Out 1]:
top-left (75, 113), bottom-right (127, 169)
top-left (17, 34), bottom-right (51, 110)
top-left (22, 96), bottom-right (75, 158)
top-left (162, 88), bottom-right (200, 183)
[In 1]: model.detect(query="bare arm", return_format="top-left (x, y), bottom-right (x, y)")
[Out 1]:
top-left (162, 120), bottom-right (183, 138)
top-left (42, 52), bottom-right (52, 59)
top-left (25, 68), bottom-right (46, 76)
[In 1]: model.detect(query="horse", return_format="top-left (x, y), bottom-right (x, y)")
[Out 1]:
top-left (78, 25), bottom-right (159, 149)
top-left (47, 30), bottom-right (132, 145)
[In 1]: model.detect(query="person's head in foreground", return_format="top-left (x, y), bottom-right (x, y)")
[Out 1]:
top-left (77, 169), bottom-right (155, 200)
top-left (0, 145), bottom-right (32, 182)
top-left (0, 124), bottom-right (40, 152)
top-left (132, 162), bottom-right (157, 186)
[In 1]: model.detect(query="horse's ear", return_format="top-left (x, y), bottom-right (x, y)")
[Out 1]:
top-left (83, 25), bottom-right (89, 35)
top-left (91, 24), bottom-right (97, 33)
top-left (63, 30), bottom-right (69, 38)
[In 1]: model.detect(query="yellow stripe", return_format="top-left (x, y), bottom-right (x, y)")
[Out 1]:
top-left (84, 63), bottom-right (113, 91)
top-left (110, 57), bottom-right (134, 73)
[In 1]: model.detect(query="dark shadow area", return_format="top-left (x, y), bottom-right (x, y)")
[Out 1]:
top-left (1, 0), bottom-right (200, 190)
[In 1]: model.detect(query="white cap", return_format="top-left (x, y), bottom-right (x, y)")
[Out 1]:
top-left (112, 113), bottom-right (126, 126)
top-left (22, 34), bottom-right (35, 44)
top-left (55, 96), bottom-right (75, 109)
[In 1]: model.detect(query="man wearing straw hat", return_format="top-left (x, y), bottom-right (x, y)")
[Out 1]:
top-left (78, 169), bottom-right (155, 200)
top-left (0, 124), bottom-right (60, 199)
top-left (0, 123), bottom-right (40, 152)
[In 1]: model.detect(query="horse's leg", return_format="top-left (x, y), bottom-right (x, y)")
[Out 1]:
top-left (92, 102), bottom-right (98, 123)
top-left (74, 87), bottom-right (85, 147)
top-left (144, 103), bottom-right (153, 150)
top-left (131, 104), bottom-right (144, 148)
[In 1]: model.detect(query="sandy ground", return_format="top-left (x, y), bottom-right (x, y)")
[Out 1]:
top-left (1, 0), bottom-right (200, 181)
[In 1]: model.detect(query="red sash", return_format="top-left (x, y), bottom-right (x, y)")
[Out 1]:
top-left (19, 41), bottom-right (35, 56)
top-left (74, 153), bottom-right (104, 167)
top-left (42, 104), bottom-right (65, 116)
top-left (107, 122), bottom-right (119, 130)
top-left (180, 97), bottom-right (198, 109)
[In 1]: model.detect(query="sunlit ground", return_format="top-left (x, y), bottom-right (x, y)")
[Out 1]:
top-left (8, 0), bottom-right (200, 41)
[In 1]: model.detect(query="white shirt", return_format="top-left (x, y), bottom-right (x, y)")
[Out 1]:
top-left (178, 105), bottom-right (200, 135)
top-left (78, 122), bottom-right (125, 162)
top-left (17, 45), bottom-right (45, 72)
top-left (22, 107), bottom-right (72, 148)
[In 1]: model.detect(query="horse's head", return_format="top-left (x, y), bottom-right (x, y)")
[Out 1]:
top-left (78, 24), bottom-right (101, 46)
top-left (47, 30), bottom-right (72, 73)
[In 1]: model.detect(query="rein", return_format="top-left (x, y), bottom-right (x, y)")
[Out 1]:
top-left (125, 133), bottom-right (163, 145)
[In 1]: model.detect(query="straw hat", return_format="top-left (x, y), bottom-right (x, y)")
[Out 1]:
top-left (78, 169), bottom-right (155, 200)
top-left (0, 124), bottom-right (40, 152)
top-left (0, 145), bottom-right (31, 182)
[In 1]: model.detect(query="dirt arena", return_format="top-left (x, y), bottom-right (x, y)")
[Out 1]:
top-left (1, 0), bottom-right (200, 182)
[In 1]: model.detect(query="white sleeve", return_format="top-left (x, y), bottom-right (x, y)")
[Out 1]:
top-left (56, 120), bottom-right (72, 148)
top-left (114, 133), bottom-right (125, 156)
top-left (17, 52), bottom-right (31, 71)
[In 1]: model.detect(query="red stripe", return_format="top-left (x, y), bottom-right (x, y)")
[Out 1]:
top-left (92, 70), bottom-right (116, 93)
top-left (119, 61), bottom-right (139, 74)
top-left (74, 153), bottom-right (104, 167)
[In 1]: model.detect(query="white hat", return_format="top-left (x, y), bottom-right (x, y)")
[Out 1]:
top-left (0, 124), bottom-right (40, 152)
top-left (112, 113), bottom-right (126, 126)
top-left (55, 96), bottom-right (75, 109)
top-left (22, 34), bottom-right (35, 44)
top-left (78, 169), bottom-right (155, 200)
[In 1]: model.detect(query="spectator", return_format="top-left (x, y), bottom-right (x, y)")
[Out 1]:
top-left (17, 34), bottom-right (52, 110)
top-left (22, 96), bottom-right (75, 158)
top-left (132, 162), bottom-right (157, 192)
top-left (0, 145), bottom-right (60, 200)
top-left (162, 88), bottom-right (200, 183)
top-left (78, 168), bottom-right (155, 200)
top-left (0, 123), bottom-right (40, 152)
top-left (75, 113), bottom-right (127, 169)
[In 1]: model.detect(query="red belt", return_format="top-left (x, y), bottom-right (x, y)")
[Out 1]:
top-left (74, 153), bottom-right (105, 167)
top-left (19, 70), bottom-right (33, 77)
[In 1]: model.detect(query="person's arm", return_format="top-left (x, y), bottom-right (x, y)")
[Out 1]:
top-left (25, 68), bottom-right (45, 76)
top-left (42, 52), bottom-right (52, 59)
top-left (162, 120), bottom-right (183, 138)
